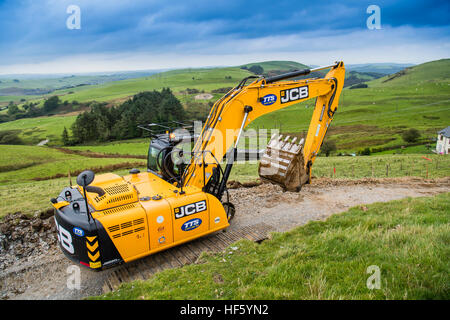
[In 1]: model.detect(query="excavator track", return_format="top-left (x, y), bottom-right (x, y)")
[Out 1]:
top-left (102, 223), bottom-right (274, 293)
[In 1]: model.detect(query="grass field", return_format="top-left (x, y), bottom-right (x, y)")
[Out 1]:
top-left (51, 67), bottom-right (251, 103)
top-left (0, 115), bottom-right (77, 145)
top-left (67, 139), bottom-right (149, 156)
top-left (0, 145), bottom-right (145, 184)
top-left (229, 154), bottom-right (450, 182)
top-left (92, 192), bottom-right (450, 300)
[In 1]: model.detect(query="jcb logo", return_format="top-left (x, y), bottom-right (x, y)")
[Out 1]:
top-left (280, 85), bottom-right (309, 104)
top-left (174, 200), bottom-right (207, 219)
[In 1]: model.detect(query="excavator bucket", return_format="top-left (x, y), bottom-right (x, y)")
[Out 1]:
top-left (258, 134), bottom-right (310, 191)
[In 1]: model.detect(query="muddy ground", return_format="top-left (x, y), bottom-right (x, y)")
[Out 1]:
top-left (1, 177), bottom-right (449, 300)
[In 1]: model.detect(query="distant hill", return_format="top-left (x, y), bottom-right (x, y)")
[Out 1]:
top-left (347, 63), bottom-right (414, 75)
top-left (0, 70), bottom-right (163, 99)
top-left (344, 71), bottom-right (385, 88)
top-left (369, 58), bottom-right (450, 87)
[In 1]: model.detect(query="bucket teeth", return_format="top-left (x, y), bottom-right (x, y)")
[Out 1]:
top-left (258, 134), bottom-right (309, 192)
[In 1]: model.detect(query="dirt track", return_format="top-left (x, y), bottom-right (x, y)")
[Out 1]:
top-left (1, 177), bottom-right (449, 300)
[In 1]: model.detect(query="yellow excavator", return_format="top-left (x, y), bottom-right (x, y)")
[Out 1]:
top-left (51, 61), bottom-right (345, 270)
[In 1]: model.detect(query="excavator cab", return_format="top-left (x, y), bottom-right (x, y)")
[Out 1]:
top-left (141, 122), bottom-right (196, 184)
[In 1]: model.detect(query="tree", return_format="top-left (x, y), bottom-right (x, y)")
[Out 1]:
top-left (349, 83), bottom-right (368, 89)
top-left (43, 96), bottom-right (60, 113)
top-left (7, 104), bottom-right (19, 116)
top-left (402, 128), bottom-right (421, 143)
top-left (248, 65), bottom-right (264, 75)
top-left (321, 140), bottom-right (337, 157)
top-left (358, 147), bottom-right (371, 156)
top-left (26, 104), bottom-right (41, 117)
top-left (70, 89), bottom-right (186, 144)
top-left (62, 127), bottom-right (70, 146)
top-left (0, 130), bottom-right (23, 145)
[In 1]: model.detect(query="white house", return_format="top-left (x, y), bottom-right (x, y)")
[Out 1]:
top-left (436, 126), bottom-right (450, 155)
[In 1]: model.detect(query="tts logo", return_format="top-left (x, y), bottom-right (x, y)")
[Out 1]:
top-left (260, 94), bottom-right (277, 106)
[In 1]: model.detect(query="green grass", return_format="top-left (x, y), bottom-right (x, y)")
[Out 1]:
top-left (0, 115), bottom-right (77, 145)
top-left (67, 139), bottom-right (149, 156)
top-left (0, 145), bottom-right (145, 185)
top-left (0, 67), bottom-right (252, 145)
top-left (92, 192), bottom-right (450, 300)
top-left (371, 59), bottom-right (450, 87)
top-left (55, 67), bottom-right (251, 103)
top-left (230, 154), bottom-right (450, 182)
top-left (373, 144), bottom-right (433, 155)
top-left (0, 145), bottom-right (71, 170)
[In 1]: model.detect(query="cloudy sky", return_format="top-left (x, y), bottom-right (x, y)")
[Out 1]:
top-left (0, 0), bottom-right (449, 74)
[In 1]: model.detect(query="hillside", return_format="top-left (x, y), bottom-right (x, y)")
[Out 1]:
top-left (52, 67), bottom-right (251, 103)
top-left (346, 63), bottom-right (414, 74)
top-left (371, 59), bottom-right (450, 87)
top-left (0, 61), bottom-right (397, 106)
top-left (0, 71), bottom-right (163, 105)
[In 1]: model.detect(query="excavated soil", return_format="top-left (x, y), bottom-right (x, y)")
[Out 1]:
top-left (0, 176), bottom-right (449, 300)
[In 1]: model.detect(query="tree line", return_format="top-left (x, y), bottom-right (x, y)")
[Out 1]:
top-left (65, 88), bottom-right (186, 145)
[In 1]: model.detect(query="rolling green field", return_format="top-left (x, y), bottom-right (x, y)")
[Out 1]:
top-left (52, 67), bottom-right (251, 103)
top-left (92, 192), bottom-right (450, 300)
top-left (230, 154), bottom-right (450, 182)
top-left (67, 139), bottom-right (149, 156)
top-left (0, 115), bottom-right (77, 145)
top-left (0, 145), bottom-right (145, 185)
